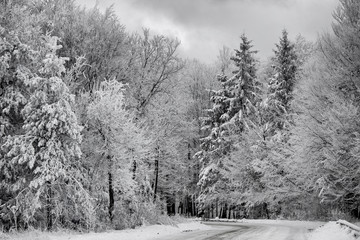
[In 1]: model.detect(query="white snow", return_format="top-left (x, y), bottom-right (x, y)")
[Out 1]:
top-left (48, 221), bottom-right (212, 240)
top-left (239, 218), bottom-right (322, 227)
top-left (308, 221), bottom-right (358, 240)
top-left (2, 219), bottom-right (359, 240)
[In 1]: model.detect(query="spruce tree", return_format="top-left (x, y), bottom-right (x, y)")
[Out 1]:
top-left (1, 36), bottom-right (91, 229)
top-left (197, 34), bottom-right (260, 212)
top-left (265, 30), bottom-right (297, 133)
top-left (227, 34), bottom-right (260, 130)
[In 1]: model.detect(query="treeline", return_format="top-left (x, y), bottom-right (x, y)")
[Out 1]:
top-left (196, 0), bottom-right (360, 221)
top-left (1, 0), bottom-right (360, 233)
top-left (0, 0), bottom-right (206, 231)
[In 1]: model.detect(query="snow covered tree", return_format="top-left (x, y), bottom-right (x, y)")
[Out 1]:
top-left (228, 34), bottom-right (260, 129)
top-left (1, 35), bottom-right (92, 230)
top-left (231, 31), bottom-right (300, 218)
top-left (28, 0), bottom-right (129, 93)
top-left (0, 0), bottom-right (45, 141)
top-left (263, 30), bottom-right (297, 135)
top-left (196, 34), bottom-right (261, 215)
top-left (124, 29), bottom-right (184, 115)
top-left (300, 0), bottom-right (360, 217)
top-left (85, 79), bottom-right (153, 228)
top-left (0, 3), bottom-right (39, 228)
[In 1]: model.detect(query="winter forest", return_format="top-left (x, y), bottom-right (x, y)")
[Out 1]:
top-left (1, 0), bottom-right (360, 233)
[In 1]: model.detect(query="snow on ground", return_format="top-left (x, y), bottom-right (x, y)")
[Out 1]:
top-left (308, 221), bottom-right (358, 240)
top-left (0, 221), bottom-right (212, 240)
top-left (2, 219), bottom-right (359, 240)
top-left (239, 218), bottom-right (323, 228)
top-left (50, 222), bottom-right (212, 240)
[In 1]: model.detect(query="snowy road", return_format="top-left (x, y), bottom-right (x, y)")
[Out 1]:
top-left (154, 221), bottom-right (321, 240)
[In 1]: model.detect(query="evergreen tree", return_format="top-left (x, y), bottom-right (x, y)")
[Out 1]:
top-left (1, 36), bottom-right (92, 229)
top-left (227, 34), bottom-right (260, 130)
top-left (196, 34), bottom-right (260, 214)
top-left (242, 30), bottom-right (299, 218)
top-left (264, 30), bottom-right (297, 134)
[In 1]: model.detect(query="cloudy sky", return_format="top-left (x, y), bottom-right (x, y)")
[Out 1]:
top-left (75, 0), bottom-right (338, 63)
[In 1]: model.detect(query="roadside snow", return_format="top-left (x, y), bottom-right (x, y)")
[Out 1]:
top-left (48, 221), bottom-right (212, 240)
top-left (308, 221), bottom-right (357, 240)
top-left (240, 218), bottom-right (323, 228)
top-left (3, 219), bottom-right (357, 240)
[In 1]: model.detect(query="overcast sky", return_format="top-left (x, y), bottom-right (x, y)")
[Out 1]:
top-left (75, 0), bottom-right (338, 63)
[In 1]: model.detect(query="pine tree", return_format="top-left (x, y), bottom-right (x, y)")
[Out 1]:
top-left (265, 30), bottom-right (297, 134)
top-left (1, 36), bottom-right (92, 230)
top-left (196, 34), bottom-right (260, 214)
top-left (227, 34), bottom-right (260, 130)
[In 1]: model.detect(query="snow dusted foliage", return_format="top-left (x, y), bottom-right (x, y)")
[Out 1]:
top-left (1, 35), bottom-right (93, 229)
top-left (0, 30), bottom-right (31, 138)
top-left (0, 0), bottom-right (45, 139)
top-left (287, 0), bottom-right (360, 218)
top-left (85, 79), bottom-right (152, 229)
top-left (87, 80), bottom-right (147, 162)
top-left (3, 36), bottom-right (82, 186)
top-left (125, 29), bottom-right (184, 114)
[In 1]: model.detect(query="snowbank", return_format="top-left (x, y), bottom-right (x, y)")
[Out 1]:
top-left (204, 218), bottom-right (323, 228)
top-left (49, 221), bottom-right (211, 240)
top-left (308, 221), bottom-right (358, 240)
top-left (0, 221), bottom-right (208, 240)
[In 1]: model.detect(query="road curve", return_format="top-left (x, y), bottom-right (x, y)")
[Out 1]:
top-left (154, 221), bottom-right (321, 240)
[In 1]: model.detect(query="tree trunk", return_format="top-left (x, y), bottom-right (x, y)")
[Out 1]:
top-left (264, 203), bottom-right (270, 219)
top-left (216, 200), bottom-right (218, 218)
top-left (108, 156), bottom-right (114, 222)
top-left (222, 203), bottom-right (227, 218)
top-left (131, 148), bottom-right (136, 180)
top-left (132, 160), bottom-right (136, 180)
top-left (46, 181), bottom-right (53, 231)
top-left (153, 158), bottom-right (159, 201)
top-left (108, 171), bottom-right (114, 222)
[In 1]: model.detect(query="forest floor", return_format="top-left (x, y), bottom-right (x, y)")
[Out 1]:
top-left (0, 219), bottom-right (357, 240)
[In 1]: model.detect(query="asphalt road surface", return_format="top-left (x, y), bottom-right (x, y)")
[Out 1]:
top-left (155, 221), bottom-right (320, 240)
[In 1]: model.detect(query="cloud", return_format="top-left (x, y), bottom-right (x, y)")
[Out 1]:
top-left (75, 0), bottom-right (338, 63)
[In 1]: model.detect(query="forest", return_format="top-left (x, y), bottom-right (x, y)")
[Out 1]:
top-left (1, 0), bottom-right (360, 232)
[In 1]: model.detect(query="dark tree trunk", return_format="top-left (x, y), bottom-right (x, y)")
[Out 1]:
top-left (264, 203), bottom-right (270, 219)
top-left (108, 156), bottom-right (114, 222)
top-left (221, 203), bottom-right (228, 218)
top-left (132, 160), bottom-right (136, 180)
top-left (153, 158), bottom-right (159, 201)
top-left (46, 181), bottom-right (53, 231)
top-left (131, 148), bottom-right (136, 180)
top-left (216, 200), bottom-right (218, 217)
top-left (108, 171), bottom-right (114, 222)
